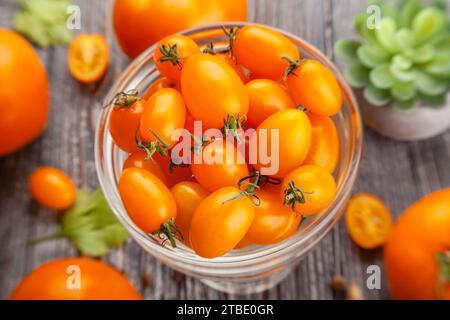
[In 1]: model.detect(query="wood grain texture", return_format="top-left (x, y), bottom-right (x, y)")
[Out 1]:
top-left (0, 0), bottom-right (449, 300)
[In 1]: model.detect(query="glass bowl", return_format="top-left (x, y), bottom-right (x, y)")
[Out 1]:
top-left (95, 22), bottom-right (363, 294)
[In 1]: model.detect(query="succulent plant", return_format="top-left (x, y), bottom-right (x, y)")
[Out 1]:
top-left (335, 0), bottom-right (450, 111)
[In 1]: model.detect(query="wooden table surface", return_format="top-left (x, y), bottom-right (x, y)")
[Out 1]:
top-left (1, 0), bottom-right (449, 300)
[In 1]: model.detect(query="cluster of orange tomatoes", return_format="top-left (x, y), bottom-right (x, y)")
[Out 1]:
top-left (108, 24), bottom-right (343, 258)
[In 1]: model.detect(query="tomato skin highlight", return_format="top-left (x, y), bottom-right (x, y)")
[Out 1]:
top-left (10, 257), bottom-right (141, 300)
top-left (189, 186), bottom-right (255, 258)
top-left (281, 165), bottom-right (337, 215)
top-left (68, 33), bottom-right (109, 84)
top-left (346, 193), bottom-right (392, 250)
top-left (190, 140), bottom-right (249, 192)
top-left (28, 167), bottom-right (77, 210)
top-left (245, 188), bottom-right (301, 245)
top-left (109, 98), bottom-right (145, 153)
top-left (119, 168), bottom-right (176, 233)
top-left (234, 25), bottom-right (300, 79)
top-left (139, 88), bottom-right (186, 147)
top-left (113, 0), bottom-right (248, 59)
top-left (303, 113), bottom-right (339, 173)
top-left (154, 34), bottom-right (199, 82)
top-left (123, 151), bottom-right (168, 185)
top-left (285, 59), bottom-right (342, 116)
top-left (170, 181), bottom-right (209, 245)
top-left (385, 188), bottom-right (450, 300)
top-left (181, 53), bottom-right (249, 129)
top-left (246, 79), bottom-right (296, 128)
top-left (252, 109), bottom-right (312, 178)
top-left (0, 29), bottom-right (49, 156)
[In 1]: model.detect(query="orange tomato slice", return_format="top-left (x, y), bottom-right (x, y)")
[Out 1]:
top-left (346, 193), bottom-right (393, 249)
top-left (68, 33), bottom-right (109, 83)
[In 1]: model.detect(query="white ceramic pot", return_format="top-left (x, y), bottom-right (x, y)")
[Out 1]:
top-left (358, 91), bottom-right (450, 141)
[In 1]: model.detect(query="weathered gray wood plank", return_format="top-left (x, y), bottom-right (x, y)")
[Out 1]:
top-left (1, 0), bottom-right (449, 300)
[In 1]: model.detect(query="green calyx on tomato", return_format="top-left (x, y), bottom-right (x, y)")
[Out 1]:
top-left (108, 89), bottom-right (140, 108)
top-left (222, 172), bottom-right (262, 206)
top-left (202, 42), bottom-right (231, 55)
top-left (222, 26), bottom-right (239, 56)
top-left (282, 56), bottom-right (306, 81)
top-left (222, 114), bottom-right (246, 143)
top-left (283, 180), bottom-right (312, 212)
top-left (135, 129), bottom-right (170, 161)
top-left (158, 43), bottom-right (181, 67)
top-left (437, 251), bottom-right (450, 294)
top-left (154, 217), bottom-right (181, 248)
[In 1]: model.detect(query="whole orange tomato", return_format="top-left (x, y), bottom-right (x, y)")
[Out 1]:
top-left (234, 25), bottom-right (300, 79)
top-left (119, 168), bottom-right (178, 246)
top-left (10, 257), bottom-right (141, 300)
top-left (154, 34), bottom-right (199, 82)
top-left (190, 186), bottom-right (255, 258)
top-left (285, 59), bottom-right (342, 117)
top-left (246, 79), bottom-right (296, 128)
top-left (143, 77), bottom-right (180, 101)
top-left (28, 167), bottom-right (77, 210)
top-left (245, 188), bottom-right (302, 245)
top-left (139, 88), bottom-right (186, 148)
top-left (108, 91), bottom-right (145, 153)
top-left (181, 53), bottom-right (248, 129)
top-left (385, 188), bottom-right (450, 300)
top-left (303, 113), bottom-right (339, 173)
top-left (0, 29), bottom-right (49, 156)
top-left (281, 165), bottom-right (336, 215)
top-left (251, 109), bottom-right (312, 178)
top-left (170, 181), bottom-right (209, 245)
top-left (113, 0), bottom-right (248, 58)
top-left (190, 140), bottom-right (249, 192)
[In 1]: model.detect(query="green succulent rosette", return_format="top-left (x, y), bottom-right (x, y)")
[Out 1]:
top-left (335, 0), bottom-right (450, 111)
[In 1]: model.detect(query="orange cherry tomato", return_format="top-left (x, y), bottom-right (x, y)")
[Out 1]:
top-left (285, 59), bottom-right (342, 116)
top-left (170, 181), bottom-right (209, 245)
top-left (143, 77), bottom-right (180, 101)
top-left (68, 33), bottom-right (109, 83)
top-left (181, 53), bottom-right (248, 128)
top-left (245, 188), bottom-right (302, 245)
top-left (190, 140), bottom-right (249, 192)
top-left (234, 25), bottom-right (300, 79)
top-left (119, 168), bottom-right (177, 238)
top-left (153, 153), bottom-right (195, 188)
top-left (212, 52), bottom-right (249, 83)
top-left (303, 113), bottom-right (339, 173)
top-left (190, 186), bottom-right (255, 258)
top-left (0, 29), bottom-right (49, 156)
top-left (113, 0), bottom-right (247, 59)
top-left (154, 34), bottom-right (199, 82)
top-left (281, 165), bottom-right (336, 215)
top-left (246, 79), bottom-right (296, 128)
top-left (251, 109), bottom-right (312, 178)
top-left (10, 257), bottom-right (141, 300)
top-left (109, 92), bottom-right (145, 153)
top-left (28, 167), bottom-right (77, 210)
top-left (346, 193), bottom-right (393, 250)
top-left (385, 188), bottom-right (450, 300)
top-left (123, 150), bottom-right (168, 185)
top-left (139, 88), bottom-right (186, 148)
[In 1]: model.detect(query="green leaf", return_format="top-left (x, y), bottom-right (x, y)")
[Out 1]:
top-left (391, 82), bottom-right (416, 101)
top-left (412, 7), bottom-right (447, 45)
top-left (413, 69), bottom-right (448, 96)
top-left (363, 85), bottom-right (392, 106)
top-left (418, 92), bottom-right (448, 108)
top-left (375, 18), bottom-right (399, 53)
top-left (12, 0), bottom-right (73, 48)
top-left (334, 39), bottom-right (361, 62)
top-left (433, 34), bottom-right (450, 54)
top-left (392, 98), bottom-right (417, 112)
top-left (354, 13), bottom-right (378, 43)
top-left (344, 63), bottom-right (371, 88)
top-left (370, 64), bottom-right (396, 89)
top-left (357, 44), bottom-right (391, 68)
top-left (394, 28), bottom-right (415, 49)
top-left (423, 53), bottom-right (450, 78)
top-left (405, 45), bottom-right (436, 63)
top-left (61, 189), bottom-right (128, 257)
top-left (397, 0), bottom-right (422, 28)
top-left (392, 54), bottom-right (413, 70)
top-left (390, 63), bottom-right (416, 82)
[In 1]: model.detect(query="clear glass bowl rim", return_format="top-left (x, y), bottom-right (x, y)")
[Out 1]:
top-left (95, 22), bottom-right (363, 278)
